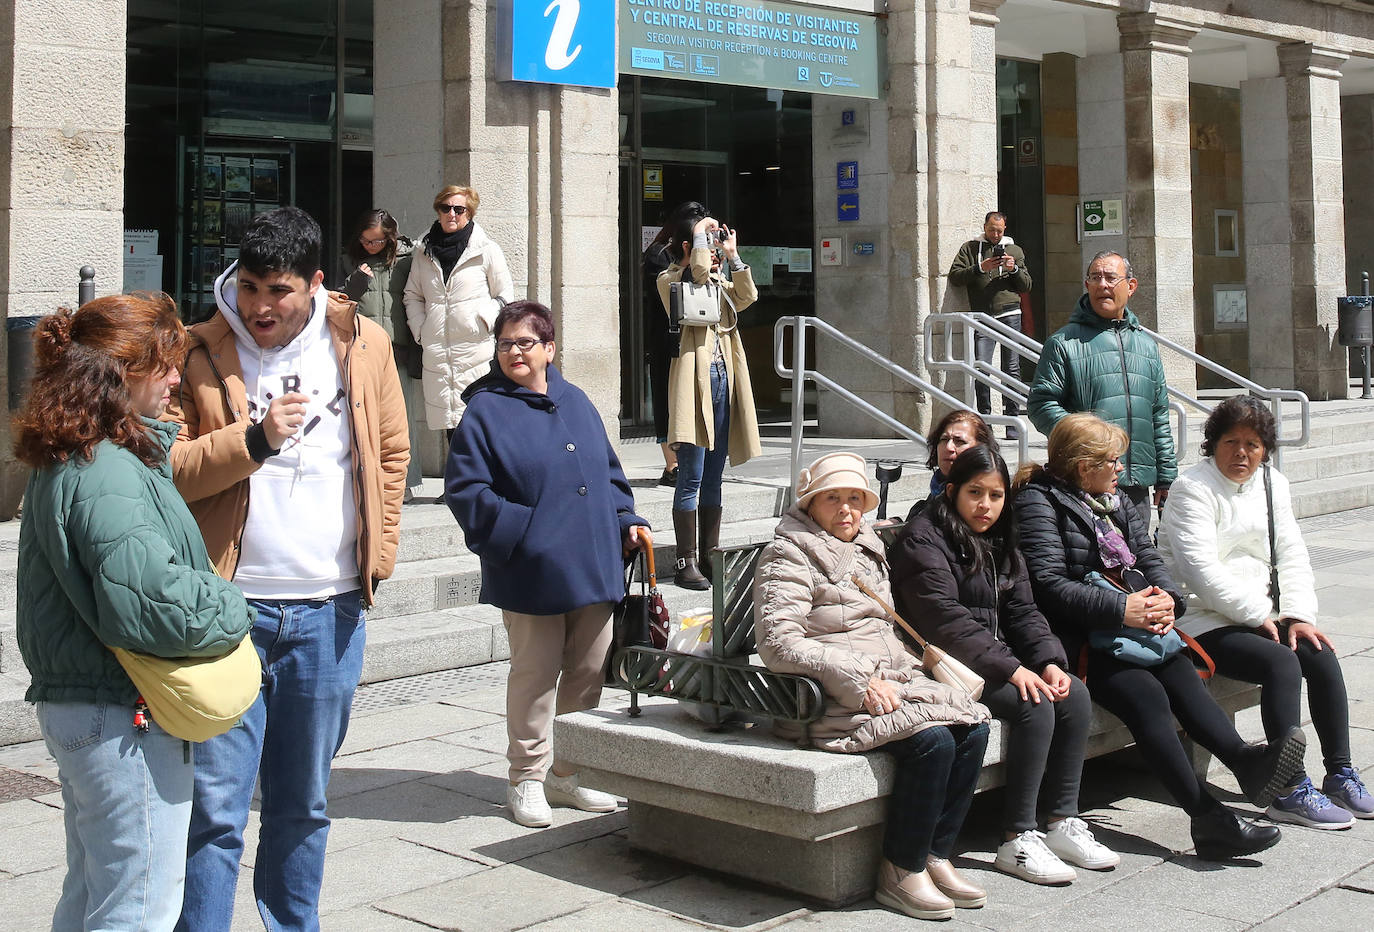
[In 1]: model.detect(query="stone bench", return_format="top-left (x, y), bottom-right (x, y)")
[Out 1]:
top-left (554, 675), bottom-right (1262, 906)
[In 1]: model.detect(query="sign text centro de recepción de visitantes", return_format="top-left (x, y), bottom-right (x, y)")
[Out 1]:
top-left (620, 0), bottom-right (881, 99)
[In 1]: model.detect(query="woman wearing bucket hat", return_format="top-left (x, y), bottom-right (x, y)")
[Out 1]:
top-left (754, 451), bottom-right (991, 921)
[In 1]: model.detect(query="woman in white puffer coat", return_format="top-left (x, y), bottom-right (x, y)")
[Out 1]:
top-left (405, 184), bottom-right (515, 434)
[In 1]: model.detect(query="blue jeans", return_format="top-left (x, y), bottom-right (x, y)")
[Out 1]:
top-left (673, 360), bottom-right (730, 510)
top-left (179, 590), bottom-right (365, 932)
top-left (38, 700), bottom-right (193, 932)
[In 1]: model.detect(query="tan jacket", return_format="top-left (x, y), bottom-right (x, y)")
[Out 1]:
top-left (163, 293), bottom-right (409, 606)
top-left (656, 246), bottom-right (762, 465)
top-left (754, 507), bottom-right (989, 753)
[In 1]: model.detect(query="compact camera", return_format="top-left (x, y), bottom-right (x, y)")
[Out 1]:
top-left (714, 226), bottom-right (728, 244)
top-left (990, 243), bottom-right (1007, 260)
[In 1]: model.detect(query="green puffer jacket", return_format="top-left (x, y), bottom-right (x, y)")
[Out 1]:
top-left (342, 238), bottom-right (420, 378)
top-left (17, 418), bottom-right (254, 705)
top-left (1027, 296), bottom-right (1178, 488)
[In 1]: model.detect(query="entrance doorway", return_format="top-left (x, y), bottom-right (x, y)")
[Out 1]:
top-left (618, 77), bottom-right (814, 432)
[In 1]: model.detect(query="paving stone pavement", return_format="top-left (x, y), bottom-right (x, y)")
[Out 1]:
top-left (1, 509), bottom-right (1373, 930)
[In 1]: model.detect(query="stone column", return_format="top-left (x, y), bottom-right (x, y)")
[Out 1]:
top-left (852, 0), bottom-right (999, 438)
top-left (373, 0), bottom-right (446, 235)
top-left (0, 0), bottom-right (127, 518)
top-left (1117, 12), bottom-right (1198, 397)
top-left (1280, 43), bottom-right (1347, 399)
top-left (439, 1), bottom-right (620, 438)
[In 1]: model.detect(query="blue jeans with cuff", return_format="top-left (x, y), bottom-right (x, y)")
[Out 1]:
top-left (673, 359), bottom-right (730, 511)
top-left (178, 589), bottom-right (365, 932)
top-left (39, 699), bottom-right (193, 932)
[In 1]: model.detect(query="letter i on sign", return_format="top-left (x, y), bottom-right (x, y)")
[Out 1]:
top-left (544, 0), bottom-right (582, 69)
top-left (508, 0), bottom-right (615, 88)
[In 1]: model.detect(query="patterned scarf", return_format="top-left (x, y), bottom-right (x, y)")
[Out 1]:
top-left (929, 470), bottom-right (945, 497)
top-left (1079, 489), bottom-right (1135, 569)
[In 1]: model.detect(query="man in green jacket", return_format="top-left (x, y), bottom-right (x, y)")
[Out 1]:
top-left (948, 211), bottom-right (1032, 418)
top-left (1027, 250), bottom-right (1177, 520)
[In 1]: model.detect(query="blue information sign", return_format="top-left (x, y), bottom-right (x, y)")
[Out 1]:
top-left (837, 194), bottom-right (859, 222)
top-left (853, 241), bottom-right (875, 255)
top-left (837, 161), bottom-right (858, 190)
top-left (507, 0), bottom-right (616, 89)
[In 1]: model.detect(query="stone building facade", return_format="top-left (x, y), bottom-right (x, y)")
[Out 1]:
top-left (4, 0), bottom-right (1374, 514)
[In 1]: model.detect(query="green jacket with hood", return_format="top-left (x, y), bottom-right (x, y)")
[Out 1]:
top-left (16, 418), bottom-right (254, 705)
top-left (1027, 295), bottom-right (1178, 489)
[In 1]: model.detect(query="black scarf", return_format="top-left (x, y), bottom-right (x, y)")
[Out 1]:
top-left (426, 220), bottom-right (474, 282)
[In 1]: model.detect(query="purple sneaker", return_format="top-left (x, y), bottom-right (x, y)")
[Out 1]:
top-left (1323, 767), bottom-right (1374, 819)
top-left (1267, 778), bottom-right (1354, 830)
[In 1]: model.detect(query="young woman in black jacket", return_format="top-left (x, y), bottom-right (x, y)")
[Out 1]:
top-left (893, 446), bottom-right (1117, 885)
top-left (1013, 413), bottom-right (1306, 861)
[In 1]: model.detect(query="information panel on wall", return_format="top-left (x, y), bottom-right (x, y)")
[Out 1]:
top-left (620, 0), bottom-right (882, 99)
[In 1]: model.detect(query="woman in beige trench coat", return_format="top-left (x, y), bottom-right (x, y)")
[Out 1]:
top-left (655, 201), bottom-right (762, 590)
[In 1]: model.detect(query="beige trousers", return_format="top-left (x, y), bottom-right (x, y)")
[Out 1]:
top-left (502, 602), bottom-right (614, 783)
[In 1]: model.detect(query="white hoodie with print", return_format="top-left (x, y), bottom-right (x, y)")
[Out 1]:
top-left (213, 263), bottom-right (360, 600)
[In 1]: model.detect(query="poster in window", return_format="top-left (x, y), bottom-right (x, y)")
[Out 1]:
top-left (224, 202), bottom-right (251, 245)
top-left (253, 161), bottom-right (280, 202)
top-left (200, 155), bottom-right (223, 198)
top-left (224, 157), bottom-right (252, 199)
top-left (199, 201), bottom-right (222, 244)
top-left (194, 247), bottom-right (222, 290)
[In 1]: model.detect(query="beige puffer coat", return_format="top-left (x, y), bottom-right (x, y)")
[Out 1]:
top-left (754, 507), bottom-right (989, 753)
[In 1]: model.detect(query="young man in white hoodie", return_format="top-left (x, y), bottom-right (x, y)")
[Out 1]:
top-left (165, 207), bottom-right (408, 931)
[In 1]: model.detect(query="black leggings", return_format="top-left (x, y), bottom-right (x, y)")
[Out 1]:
top-left (1195, 625), bottom-right (1350, 780)
top-left (1086, 651), bottom-right (1251, 816)
top-left (883, 723), bottom-right (990, 872)
top-left (981, 675), bottom-right (1092, 833)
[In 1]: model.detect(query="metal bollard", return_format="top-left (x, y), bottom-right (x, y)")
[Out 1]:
top-left (78, 265), bottom-right (96, 307)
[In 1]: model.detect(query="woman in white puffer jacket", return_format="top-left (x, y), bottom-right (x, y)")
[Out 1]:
top-left (1159, 395), bottom-right (1371, 829)
top-left (404, 184), bottom-right (515, 434)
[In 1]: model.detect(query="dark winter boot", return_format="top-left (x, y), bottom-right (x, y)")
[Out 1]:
top-left (698, 505), bottom-right (723, 581)
top-left (672, 509), bottom-right (709, 590)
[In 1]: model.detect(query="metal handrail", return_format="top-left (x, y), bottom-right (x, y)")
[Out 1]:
top-left (924, 312), bottom-right (1310, 470)
top-left (1142, 326), bottom-right (1309, 470)
top-left (924, 312), bottom-right (1189, 458)
top-left (773, 316), bottom-right (1029, 496)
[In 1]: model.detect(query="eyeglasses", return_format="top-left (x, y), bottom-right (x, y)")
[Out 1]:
top-left (1097, 457), bottom-right (1123, 469)
top-left (497, 337), bottom-right (544, 353)
top-left (1086, 273), bottom-right (1127, 286)
top-left (438, 204), bottom-right (468, 215)
top-left (360, 237), bottom-right (387, 247)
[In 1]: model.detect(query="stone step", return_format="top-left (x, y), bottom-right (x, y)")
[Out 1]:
top-left (1290, 473), bottom-right (1374, 519)
top-left (0, 669), bottom-right (39, 747)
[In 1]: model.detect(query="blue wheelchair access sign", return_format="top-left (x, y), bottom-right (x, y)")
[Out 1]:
top-left (837, 194), bottom-right (860, 222)
top-left (507, 0), bottom-right (616, 89)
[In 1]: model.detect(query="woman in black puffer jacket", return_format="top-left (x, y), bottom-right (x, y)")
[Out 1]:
top-left (893, 446), bottom-right (1114, 887)
top-left (1013, 413), bottom-right (1304, 861)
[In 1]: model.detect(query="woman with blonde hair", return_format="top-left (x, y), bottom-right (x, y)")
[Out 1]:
top-left (405, 183), bottom-right (515, 436)
top-left (13, 294), bottom-right (253, 929)
top-left (1014, 412), bottom-right (1304, 861)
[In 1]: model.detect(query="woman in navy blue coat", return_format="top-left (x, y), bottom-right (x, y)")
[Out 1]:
top-left (445, 300), bottom-right (648, 829)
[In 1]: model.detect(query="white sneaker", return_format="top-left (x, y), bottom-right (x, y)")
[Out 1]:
top-left (544, 772), bottom-right (617, 812)
top-left (507, 780), bottom-right (553, 827)
top-left (994, 830), bottom-right (1077, 884)
top-left (1045, 817), bottom-right (1121, 870)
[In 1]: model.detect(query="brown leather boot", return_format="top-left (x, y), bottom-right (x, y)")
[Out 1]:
top-left (697, 505), bottom-right (723, 579)
top-left (672, 509), bottom-right (709, 590)
top-left (925, 856), bottom-right (987, 908)
top-left (873, 859), bottom-right (955, 920)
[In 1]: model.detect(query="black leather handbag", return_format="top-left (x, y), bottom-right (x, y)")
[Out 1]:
top-left (604, 531), bottom-right (669, 686)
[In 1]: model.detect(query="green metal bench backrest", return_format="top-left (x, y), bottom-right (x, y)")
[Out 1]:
top-left (708, 542), bottom-right (767, 661)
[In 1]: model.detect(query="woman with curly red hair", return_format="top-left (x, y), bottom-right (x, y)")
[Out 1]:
top-left (13, 293), bottom-right (253, 930)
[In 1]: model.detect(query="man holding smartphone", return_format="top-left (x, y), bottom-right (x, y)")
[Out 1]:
top-left (947, 211), bottom-right (1033, 420)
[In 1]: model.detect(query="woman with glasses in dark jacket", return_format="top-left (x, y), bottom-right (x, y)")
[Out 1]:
top-left (1014, 412), bottom-right (1305, 861)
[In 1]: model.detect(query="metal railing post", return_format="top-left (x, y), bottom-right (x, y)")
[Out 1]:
top-left (789, 317), bottom-right (807, 503)
top-left (78, 266), bottom-right (96, 307)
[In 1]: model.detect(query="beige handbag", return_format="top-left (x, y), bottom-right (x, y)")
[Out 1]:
top-left (112, 636), bottom-right (263, 742)
top-left (851, 575), bottom-right (985, 700)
